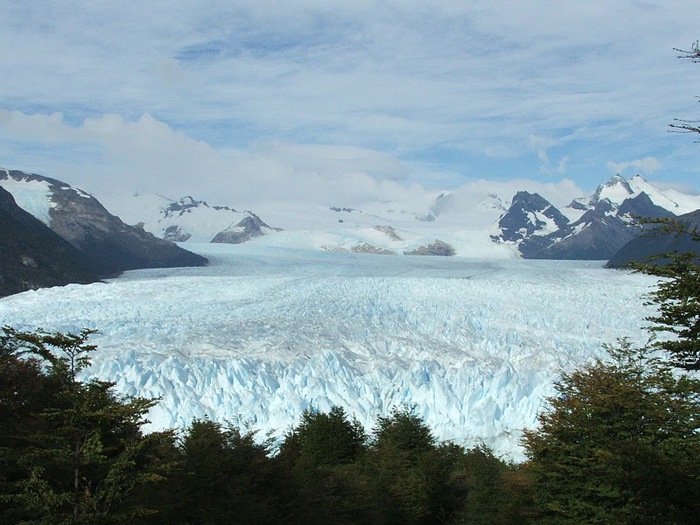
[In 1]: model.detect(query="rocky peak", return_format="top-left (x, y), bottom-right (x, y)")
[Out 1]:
top-left (163, 196), bottom-right (238, 218)
top-left (496, 191), bottom-right (569, 243)
top-left (589, 174), bottom-right (635, 207)
top-left (0, 169), bottom-right (208, 276)
top-left (211, 212), bottom-right (281, 244)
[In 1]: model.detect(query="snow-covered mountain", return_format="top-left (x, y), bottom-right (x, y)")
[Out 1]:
top-left (0, 243), bottom-right (658, 459)
top-left (105, 173), bottom-right (700, 261)
top-left (104, 190), bottom-right (515, 258)
top-left (3, 166), bottom-right (699, 288)
top-left (0, 186), bottom-right (98, 297)
top-left (493, 174), bottom-right (700, 260)
top-left (110, 194), bottom-right (282, 244)
top-left (0, 169), bottom-right (207, 278)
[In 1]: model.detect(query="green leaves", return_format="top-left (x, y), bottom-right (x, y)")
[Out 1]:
top-left (643, 254), bottom-right (700, 370)
top-left (633, 220), bottom-right (700, 370)
top-left (0, 328), bottom-right (173, 524)
top-left (523, 341), bottom-right (700, 524)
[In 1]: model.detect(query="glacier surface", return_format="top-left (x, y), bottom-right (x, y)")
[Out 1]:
top-left (0, 243), bottom-right (658, 459)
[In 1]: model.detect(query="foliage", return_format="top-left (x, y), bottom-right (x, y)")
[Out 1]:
top-left (0, 327), bottom-right (174, 524)
top-left (372, 405), bottom-right (436, 456)
top-left (368, 406), bottom-right (451, 525)
top-left (455, 444), bottom-right (534, 525)
top-left (643, 252), bottom-right (700, 370)
top-left (279, 406), bottom-right (367, 467)
top-left (523, 340), bottom-right (700, 524)
top-left (632, 219), bottom-right (700, 370)
top-left (161, 419), bottom-right (275, 525)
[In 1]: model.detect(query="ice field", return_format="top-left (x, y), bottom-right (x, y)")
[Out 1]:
top-left (0, 243), bottom-right (658, 459)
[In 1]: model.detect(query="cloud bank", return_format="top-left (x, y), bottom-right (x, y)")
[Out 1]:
top-left (1, 1), bottom-right (699, 201)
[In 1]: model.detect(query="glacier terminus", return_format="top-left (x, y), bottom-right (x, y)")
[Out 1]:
top-left (0, 242), bottom-right (657, 459)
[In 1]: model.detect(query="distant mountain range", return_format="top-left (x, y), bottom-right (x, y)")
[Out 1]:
top-left (1, 167), bottom-right (699, 297)
top-left (115, 172), bottom-right (698, 262)
top-left (492, 174), bottom-right (686, 261)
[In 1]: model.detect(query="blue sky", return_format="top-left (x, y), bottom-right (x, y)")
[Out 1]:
top-left (1, 1), bottom-right (699, 206)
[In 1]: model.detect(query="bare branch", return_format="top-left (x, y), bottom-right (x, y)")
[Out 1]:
top-left (674, 40), bottom-right (700, 62)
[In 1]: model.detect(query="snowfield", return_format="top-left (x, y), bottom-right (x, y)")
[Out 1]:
top-left (0, 243), bottom-right (657, 459)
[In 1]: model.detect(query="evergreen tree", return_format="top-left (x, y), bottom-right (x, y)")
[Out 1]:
top-left (169, 419), bottom-right (275, 525)
top-left (369, 406), bottom-right (446, 525)
top-left (279, 406), bottom-right (366, 467)
top-left (275, 406), bottom-right (375, 525)
top-left (635, 222), bottom-right (700, 370)
top-left (0, 327), bottom-right (174, 524)
top-left (455, 445), bottom-right (534, 525)
top-left (523, 340), bottom-right (700, 524)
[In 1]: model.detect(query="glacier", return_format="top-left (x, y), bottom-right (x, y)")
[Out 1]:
top-left (0, 243), bottom-right (658, 459)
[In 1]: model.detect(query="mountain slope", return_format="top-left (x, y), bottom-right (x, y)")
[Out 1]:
top-left (606, 209), bottom-right (700, 267)
top-left (0, 186), bottom-right (98, 297)
top-left (112, 194), bottom-right (281, 244)
top-left (0, 169), bottom-right (208, 277)
top-left (495, 175), bottom-right (690, 260)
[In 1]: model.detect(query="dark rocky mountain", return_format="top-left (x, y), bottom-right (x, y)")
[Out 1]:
top-left (525, 192), bottom-right (675, 260)
top-left (211, 213), bottom-right (282, 244)
top-left (494, 176), bottom-right (679, 260)
top-left (0, 169), bottom-right (207, 279)
top-left (164, 195), bottom-right (238, 216)
top-left (606, 209), bottom-right (700, 268)
top-left (0, 186), bottom-right (98, 297)
top-left (496, 191), bottom-right (570, 243)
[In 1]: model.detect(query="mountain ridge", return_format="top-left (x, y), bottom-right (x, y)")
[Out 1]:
top-left (0, 169), bottom-right (207, 294)
top-left (2, 167), bottom-right (699, 270)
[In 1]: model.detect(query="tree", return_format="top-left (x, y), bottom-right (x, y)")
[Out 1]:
top-left (670, 41), bottom-right (700, 136)
top-left (455, 444), bottom-right (534, 525)
top-left (523, 341), bottom-right (700, 524)
top-left (639, 248), bottom-right (700, 370)
top-left (274, 407), bottom-right (375, 525)
top-left (373, 405), bottom-right (436, 458)
top-left (368, 406), bottom-right (444, 525)
top-left (165, 419), bottom-right (275, 525)
top-left (628, 214), bottom-right (700, 370)
top-left (0, 327), bottom-right (174, 524)
top-left (279, 406), bottom-right (367, 468)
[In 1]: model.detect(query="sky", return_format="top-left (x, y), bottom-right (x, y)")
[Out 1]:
top-left (1, 1), bottom-right (700, 209)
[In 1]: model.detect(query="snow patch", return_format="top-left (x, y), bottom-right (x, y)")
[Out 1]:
top-left (0, 177), bottom-right (55, 225)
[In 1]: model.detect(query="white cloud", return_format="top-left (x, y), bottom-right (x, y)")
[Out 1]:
top-left (0, 109), bottom-right (79, 143)
top-left (528, 135), bottom-right (571, 175)
top-left (0, 109), bottom-right (428, 206)
top-left (0, 108), bottom-right (589, 218)
top-left (1, 2), bottom-right (700, 193)
top-left (606, 157), bottom-right (662, 175)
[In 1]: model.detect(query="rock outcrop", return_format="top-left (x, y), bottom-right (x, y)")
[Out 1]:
top-left (404, 240), bottom-right (456, 256)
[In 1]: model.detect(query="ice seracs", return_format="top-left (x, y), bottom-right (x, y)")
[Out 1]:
top-left (0, 243), bottom-right (658, 460)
